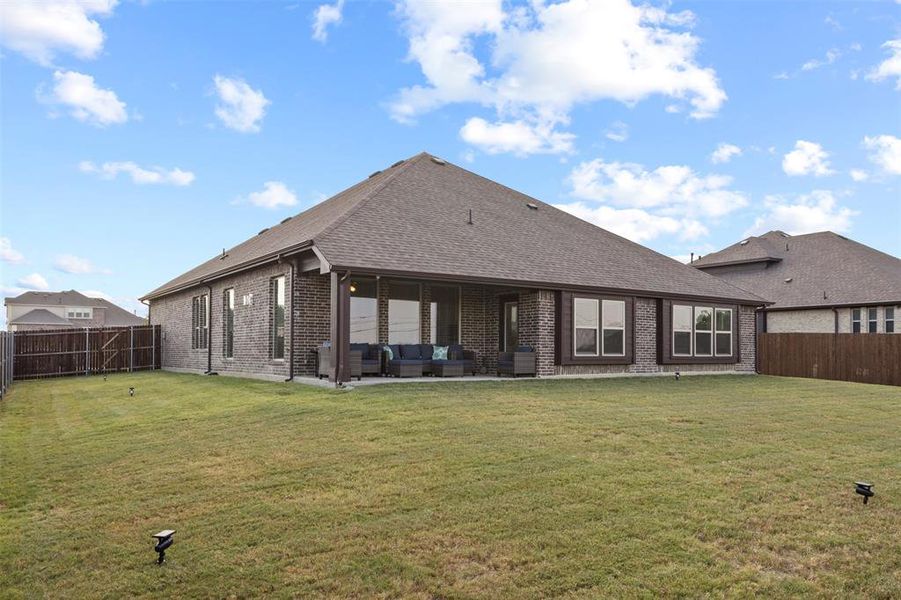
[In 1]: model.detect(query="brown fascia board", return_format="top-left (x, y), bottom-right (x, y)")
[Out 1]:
top-left (140, 240), bottom-right (314, 301)
top-left (764, 299), bottom-right (901, 312)
top-left (693, 257), bottom-right (782, 270)
top-left (329, 264), bottom-right (772, 306)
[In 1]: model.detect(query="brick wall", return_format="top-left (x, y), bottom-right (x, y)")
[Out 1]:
top-left (294, 271), bottom-right (330, 376)
top-left (518, 290), bottom-right (555, 376)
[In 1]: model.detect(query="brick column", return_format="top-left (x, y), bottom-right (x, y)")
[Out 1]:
top-left (518, 289), bottom-right (555, 377)
top-left (377, 278), bottom-right (389, 344)
top-left (420, 283), bottom-right (432, 343)
top-left (629, 297), bottom-right (660, 374)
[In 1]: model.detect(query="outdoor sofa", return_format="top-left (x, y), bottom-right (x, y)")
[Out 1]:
top-left (497, 346), bottom-right (537, 377)
top-left (383, 343), bottom-right (480, 378)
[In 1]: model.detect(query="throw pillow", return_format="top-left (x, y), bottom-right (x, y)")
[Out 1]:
top-left (432, 345), bottom-right (448, 360)
top-left (383, 345), bottom-right (393, 360)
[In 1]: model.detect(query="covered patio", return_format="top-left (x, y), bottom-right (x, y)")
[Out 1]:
top-left (317, 271), bottom-right (555, 383)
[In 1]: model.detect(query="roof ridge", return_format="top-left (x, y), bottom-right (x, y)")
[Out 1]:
top-left (312, 152), bottom-right (428, 249)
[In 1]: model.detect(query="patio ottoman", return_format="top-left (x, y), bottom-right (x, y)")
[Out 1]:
top-left (431, 360), bottom-right (465, 377)
top-left (387, 360), bottom-right (423, 378)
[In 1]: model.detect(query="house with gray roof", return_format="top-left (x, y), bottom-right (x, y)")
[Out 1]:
top-left (143, 152), bottom-right (768, 383)
top-left (5, 290), bottom-right (147, 332)
top-left (692, 230), bottom-right (901, 334)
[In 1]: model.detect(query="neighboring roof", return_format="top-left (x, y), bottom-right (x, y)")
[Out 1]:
top-left (4, 290), bottom-right (147, 326)
top-left (693, 231), bottom-right (901, 309)
top-left (144, 152), bottom-right (767, 304)
top-left (9, 308), bottom-right (73, 326)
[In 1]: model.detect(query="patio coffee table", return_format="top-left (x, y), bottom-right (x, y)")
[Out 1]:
top-left (432, 361), bottom-right (464, 377)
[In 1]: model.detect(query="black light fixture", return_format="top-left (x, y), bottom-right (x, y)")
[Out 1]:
top-left (152, 530), bottom-right (175, 564)
top-left (674, 371), bottom-right (681, 381)
top-left (349, 282), bottom-right (357, 293)
top-left (129, 387), bottom-right (135, 397)
top-left (855, 481), bottom-right (874, 504)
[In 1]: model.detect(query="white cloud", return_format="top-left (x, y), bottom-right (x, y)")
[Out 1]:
top-left (849, 169), bottom-right (869, 182)
top-left (710, 143), bottom-right (742, 164)
top-left (0, 0), bottom-right (117, 66)
top-left (312, 0), bottom-right (344, 42)
top-left (782, 140), bottom-right (834, 177)
top-left (0, 238), bottom-right (25, 264)
top-left (745, 190), bottom-right (857, 236)
top-left (554, 202), bottom-right (706, 244)
top-left (42, 70), bottom-right (127, 126)
top-left (604, 121), bottom-right (629, 143)
top-left (460, 117), bottom-right (574, 155)
top-left (79, 160), bottom-right (195, 185)
top-left (866, 39), bottom-right (901, 90)
top-left (18, 273), bottom-right (50, 291)
top-left (863, 134), bottom-right (901, 175)
top-left (391, 0), bottom-right (725, 155)
top-left (801, 48), bottom-right (840, 71)
top-left (53, 254), bottom-right (111, 275)
top-left (213, 75), bottom-right (270, 133)
top-left (243, 181), bottom-right (298, 209)
top-left (568, 158), bottom-right (748, 218)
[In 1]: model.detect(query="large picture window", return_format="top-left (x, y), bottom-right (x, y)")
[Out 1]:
top-left (192, 294), bottom-right (208, 350)
top-left (430, 285), bottom-right (460, 345)
top-left (672, 305), bottom-right (693, 356)
top-left (573, 298), bottom-right (599, 356)
top-left (224, 288), bottom-right (234, 358)
top-left (388, 281), bottom-right (420, 344)
top-left (671, 303), bottom-right (733, 359)
top-left (601, 300), bottom-right (625, 356)
top-left (271, 276), bottom-right (285, 360)
top-left (350, 278), bottom-right (378, 344)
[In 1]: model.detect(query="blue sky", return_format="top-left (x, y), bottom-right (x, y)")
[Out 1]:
top-left (1, 0), bottom-right (899, 324)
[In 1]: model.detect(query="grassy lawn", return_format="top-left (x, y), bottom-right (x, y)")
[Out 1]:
top-left (1, 373), bottom-right (899, 598)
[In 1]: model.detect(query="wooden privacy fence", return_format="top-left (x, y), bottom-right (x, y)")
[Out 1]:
top-left (11, 325), bottom-right (161, 381)
top-left (758, 333), bottom-right (901, 386)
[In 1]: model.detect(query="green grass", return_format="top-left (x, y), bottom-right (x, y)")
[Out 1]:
top-left (1, 373), bottom-right (899, 598)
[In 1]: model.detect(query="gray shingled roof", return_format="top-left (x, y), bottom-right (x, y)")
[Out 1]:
top-left (5, 290), bottom-right (147, 326)
top-left (144, 152), bottom-right (766, 304)
top-left (694, 231), bottom-right (901, 309)
top-left (9, 308), bottom-right (73, 326)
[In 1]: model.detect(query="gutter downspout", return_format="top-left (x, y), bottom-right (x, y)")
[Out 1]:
top-left (283, 256), bottom-right (296, 382)
top-left (832, 307), bottom-right (839, 334)
top-left (205, 283), bottom-right (216, 375)
top-left (755, 306), bottom-right (761, 374)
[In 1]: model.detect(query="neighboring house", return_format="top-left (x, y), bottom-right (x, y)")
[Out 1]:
top-left (142, 152), bottom-right (767, 382)
top-left (692, 230), bottom-right (901, 334)
top-left (5, 290), bottom-right (147, 332)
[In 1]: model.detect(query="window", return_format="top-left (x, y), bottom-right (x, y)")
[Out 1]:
top-left (851, 308), bottom-right (861, 333)
top-left (350, 278), bottom-right (378, 344)
top-left (388, 281), bottom-right (420, 344)
top-left (430, 285), bottom-right (460, 345)
top-left (271, 276), bottom-right (285, 359)
top-left (868, 307), bottom-right (878, 333)
top-left (503, 301), bottom-right (518, 352)
top-left (573, 298), bottom-right (599, 356)
top-left (67, 309), bottom-right (91, 319)
top-left (672, 305), bottom-right (693, 356)
top-left (886, 307), bottom-right (895, 334)
top-left (223, 288), bottom-right (234, 358)
top-left (192, 294), bottom-right (208, 350)
top-left (672, 303), bottom-right (733, 358)
top-left (715, 308), bottom-right (733, 356)
top-left (601, 300), bottom-right (625, 356)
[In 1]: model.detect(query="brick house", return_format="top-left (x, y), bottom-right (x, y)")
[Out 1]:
top-left (692, 231), bottom-right (901, 334)
top-left (5, 290), bottom-right (147, 332)
top-left (143, 152), bottom-right (767, 383)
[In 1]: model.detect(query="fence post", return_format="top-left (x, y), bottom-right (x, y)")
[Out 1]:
top-left (151, 325), bottom-right (156, 371)
top-left (129, 326), bottom-right (134, 373)
top-left (85, 328), bottom-right (89, 376)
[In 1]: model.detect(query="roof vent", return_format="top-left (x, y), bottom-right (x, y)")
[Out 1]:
top-left (280, 216), bottom-right (292, 224)
top-left (739, 239), bottom-right (749, 246)
top-left (430, 156), bottom-right (447, 165)
top-left (258, 227), bottom-right (269, 235)
top-left (527, 202), bottom-right (538, 210)
top-left (390, 160), bottom-right (404, 168)
top-left (220, 248), bottom-right (228, 260)
top-left (784, 277), bottom-right (793, 283)
top-left (369, 170), bottom-right (381, 178)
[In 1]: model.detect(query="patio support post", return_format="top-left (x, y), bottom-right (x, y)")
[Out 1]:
top-left (329, 271), bottom-right (351, 384)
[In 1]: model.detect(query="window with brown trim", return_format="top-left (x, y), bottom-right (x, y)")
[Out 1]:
top-left (192, 294), bottom-right (208, 350)
top-left (223, 288), bottom-right (235, 358)
top-left (557, 292), bottom-right (633, 365)
top-left (661, 300), bottom-right (737, 364)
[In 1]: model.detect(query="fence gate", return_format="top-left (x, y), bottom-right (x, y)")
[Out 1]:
top-left (10, 325), bottom-right (161, 382)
